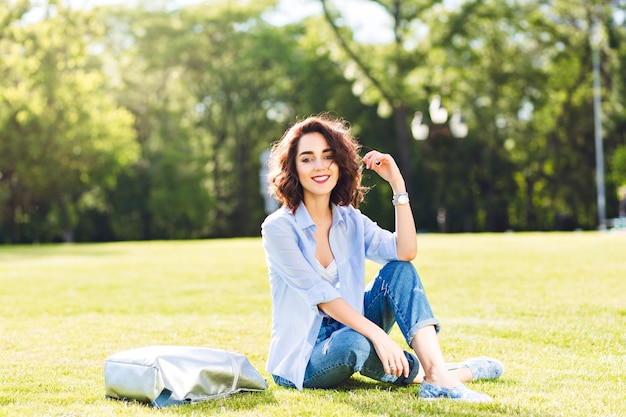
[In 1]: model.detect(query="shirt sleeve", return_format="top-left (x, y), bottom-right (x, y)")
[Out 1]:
top-left (360, 211), bottom-right (399, 264)
top-left (262, 216), bottom-right (342, 310)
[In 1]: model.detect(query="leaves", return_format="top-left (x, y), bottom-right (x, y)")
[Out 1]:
top-left (0, 2), bottom-right (137, 242)
top-left (1, 0), bottom-right (626, 241)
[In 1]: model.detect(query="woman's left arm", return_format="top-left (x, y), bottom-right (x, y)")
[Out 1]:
top-left (363, 151), bottom-right (417, 261)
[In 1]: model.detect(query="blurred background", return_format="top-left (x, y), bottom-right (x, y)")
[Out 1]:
top-left (2, 0), bottom-right (626, 243)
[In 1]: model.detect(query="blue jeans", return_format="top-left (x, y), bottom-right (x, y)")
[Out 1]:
top-left (273, 261), bottom-right (440, 389)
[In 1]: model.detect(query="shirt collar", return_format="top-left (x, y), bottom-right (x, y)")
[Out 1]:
top-left (331, 203), bottom-right (346, 228)
top-left (293, 202), bottom-right (346, 230)
top-left (293, 202), bottom-right (315, 230)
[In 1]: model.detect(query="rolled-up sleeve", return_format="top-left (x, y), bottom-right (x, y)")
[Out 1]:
top-left (361, 212), bottom-right (398, 264)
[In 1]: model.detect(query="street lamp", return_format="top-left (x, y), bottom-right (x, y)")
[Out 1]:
top-left (591, 10), bottom-right (606, 230)
top-left (410, 96), bottom-right (468, 233)
top-left (411, 95), bottom-right (468, 140)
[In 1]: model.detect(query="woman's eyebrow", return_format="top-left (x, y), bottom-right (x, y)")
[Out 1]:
top-left (298, 148), bottom-right (333, 157)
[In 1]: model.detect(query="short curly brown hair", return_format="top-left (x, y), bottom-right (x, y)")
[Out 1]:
top-left (267, 114), bottom-right (367, 212)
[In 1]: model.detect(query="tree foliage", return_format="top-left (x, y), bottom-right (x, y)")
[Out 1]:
top-left (0, 1), bottom-right (137, 243)
top-left (94, 0), bottom-right (361, 239)
top-left (318, 0), bottom-right (626, 231)
top-left (1, 0), bottom-right (626, 242)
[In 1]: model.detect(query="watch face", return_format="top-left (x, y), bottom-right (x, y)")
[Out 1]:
top-left (396, 194), bottom-right (409, 204)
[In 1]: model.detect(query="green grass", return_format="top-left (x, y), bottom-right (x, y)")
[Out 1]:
top-left (0, 233), bottom-right (624, 417)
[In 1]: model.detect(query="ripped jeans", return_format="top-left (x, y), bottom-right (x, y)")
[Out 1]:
top-left (273, 261), bottom-right (440, 389)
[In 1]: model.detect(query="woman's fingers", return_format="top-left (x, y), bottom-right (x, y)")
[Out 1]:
top-left (363, 151), bottom-right (389, 169)
top-left (401, 354), bottom-right (410, 377)
top-left (385, 354), bottom-right (410, 378)
top-left (374, 333), bottom-right (411, 378)
top-left (363, 151), bottom-right (402, 185)
top-left (388, 359), bottom-right (400, 377)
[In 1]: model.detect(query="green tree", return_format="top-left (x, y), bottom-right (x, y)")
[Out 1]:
top-left (612, 147), bottom-right (626, 187)
top-left (318, 0), bottom-right (626, 231)
top-left (605, 1), bottom-right (626, 219)
top-left (98, 1), bottom-right (310, 238)
top-left (318, 0), bottom-right (521, 231)
top-left (502, 1), bottom-right (626, 230)
top-left (0, 2), bottom-right (137, 243)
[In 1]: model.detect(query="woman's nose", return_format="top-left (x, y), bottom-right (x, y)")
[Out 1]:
top-left (313, 159), bottom-right (325, 169)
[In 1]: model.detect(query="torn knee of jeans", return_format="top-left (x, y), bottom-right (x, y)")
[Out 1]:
top-left (381, 281), bottom-right (390, 295)
top-left (322, 339), bottom-right (332, 355)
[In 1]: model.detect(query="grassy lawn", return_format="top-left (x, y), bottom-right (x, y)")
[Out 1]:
top-left (0, 232), bottom-right (624, 417)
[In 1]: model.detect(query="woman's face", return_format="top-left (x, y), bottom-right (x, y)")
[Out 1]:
top-left (295, 132), bottom-right (339, 203)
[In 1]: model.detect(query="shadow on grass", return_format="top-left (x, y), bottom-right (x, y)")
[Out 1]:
top-left (107, 377), bottom-right (558, 417)
top-left (182, 391), bottom-right (279, 415)
top-left (106, 390), bottom-right (278, 415)
top-left (300, 377), bottom-right (556, 417)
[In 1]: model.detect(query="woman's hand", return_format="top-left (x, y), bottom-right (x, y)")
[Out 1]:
top-left (370, 328), bottom-right (410, 379)
top-left (319, 298), bottom-right (410, 379)
top-left (363, 149), bottom-right (417, 260)
top-left (362, 150), bottom-right (406, 194)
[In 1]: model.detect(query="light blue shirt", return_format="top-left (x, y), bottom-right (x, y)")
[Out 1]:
top-left (261, 202), bottom-right (398, 390)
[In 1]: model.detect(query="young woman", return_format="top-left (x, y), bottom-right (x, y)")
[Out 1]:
top-left (261, 114), bottom-right (502, 401)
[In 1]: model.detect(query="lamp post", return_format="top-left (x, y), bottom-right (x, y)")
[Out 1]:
top-left (411, 95), bottom-right (468, 140)
top-left (410, 96), bottom-right (468, 232)
top-left (591, 11), bottom-right (607, 230)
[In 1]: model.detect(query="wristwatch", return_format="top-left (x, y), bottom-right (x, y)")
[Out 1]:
top-left (392, 192), bottom-right (410, 206)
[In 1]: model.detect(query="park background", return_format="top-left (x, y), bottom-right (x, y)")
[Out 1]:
top-left (1, 2), bottom-right (626, 416)
top-left (2, 0), bottom-right (626, 244)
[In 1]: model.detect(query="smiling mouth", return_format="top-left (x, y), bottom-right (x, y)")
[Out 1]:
top-left (312, 175), bottom-right (330, 183)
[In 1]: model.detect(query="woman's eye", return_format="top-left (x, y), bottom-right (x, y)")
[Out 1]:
top-left (324, 154), bottom-right (334, 160)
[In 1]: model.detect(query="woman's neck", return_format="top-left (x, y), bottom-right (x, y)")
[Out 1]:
top-left (303, 196), bottom-right (332, 226)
